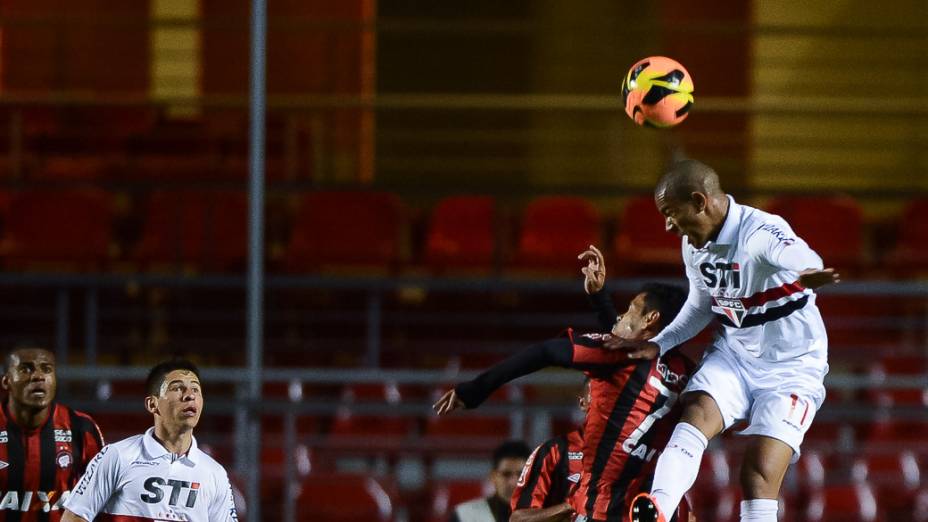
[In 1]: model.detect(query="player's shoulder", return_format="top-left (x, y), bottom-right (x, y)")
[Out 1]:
top-left (61, 405), bottom-right (103, 429)
top-left (107, 433), bottom-right (146, 455)
top-left (88, 433), bottom-right (144, 467)
top-left (194, 447), bottom-right (232, 481)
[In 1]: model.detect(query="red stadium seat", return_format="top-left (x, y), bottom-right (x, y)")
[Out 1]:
top-left (132, 190), bottom-right (248, 272)
top-left (765, 196), bottom-right (864, 271)
top-left (852, 450), bottom-right (920, 516)
top-left (424, 195), bottom-right (496, 273)
top-left (805, 483), bottom-right (882, 522)
top-left (613, 195), bottom-right (682, 275)
top-left (428, 480), bottom-right (489, 522)
top-left (423, 414), bottom-right (511, 453)
top-left (885, 199), bottom-right (928, 275)
top-left (283, 191), bottom-right (405, 272)
top-left (864, 420), bottom-right (928, 452)
top-left (0, 190), bottom-right (113, 269)
top-left (513, 196), bottom-right (602, 273)
top-left (691, 484), bottom-right (740, 522)
top-left (865, 356), bottom-right (928, 407)
top-left (296, 474), bottom-right (395, 522)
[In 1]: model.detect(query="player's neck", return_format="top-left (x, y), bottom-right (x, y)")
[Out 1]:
top-left (704, 194), bottom-right (731, 244)
top-left (6, 399), bottom-right (50, 431)
top-left (153, 423), bottom-right (194, 455)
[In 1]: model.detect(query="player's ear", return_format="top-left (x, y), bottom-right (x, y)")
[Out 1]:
top-left (0, 374), bottom-right (8, 392)
top-left (144, 395), bottom-right (158, 415)
top-left (645, 309), bottom-right (661, 330)
top-left (691, 191), bottom-right (708, 214)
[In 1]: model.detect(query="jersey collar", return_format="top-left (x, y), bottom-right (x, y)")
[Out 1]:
top-left (700, 195), bottom-right (741, 250)
top-left (143, 427), bottom-right (200, 464)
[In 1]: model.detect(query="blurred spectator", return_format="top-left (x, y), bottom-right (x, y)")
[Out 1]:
top-left (450, 440), bottom-right (532, 522)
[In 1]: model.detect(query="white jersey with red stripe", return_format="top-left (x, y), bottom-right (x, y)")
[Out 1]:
top-left (63, 428), bottom-right (238, 522)
top-left (652, 195), bottom-right (828, 370)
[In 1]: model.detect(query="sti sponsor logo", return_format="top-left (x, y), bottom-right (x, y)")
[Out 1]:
top-left (141, 478), bottom-right (201, 508)
top-left (54, 429), bottom-right (72, 443)
top-left (0, 490), bottom-right (69, 512)
top-left (699, 262), bottom-right (741, 289)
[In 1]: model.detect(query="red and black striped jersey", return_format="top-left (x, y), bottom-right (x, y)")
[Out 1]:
top-left (511, 429), bottom-right (583, 511)
top-left (0, 402), bottom-right (104, 521)
top-left (563, 329), bottom-right (695, 522)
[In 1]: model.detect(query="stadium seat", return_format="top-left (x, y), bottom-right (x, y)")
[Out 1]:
top-left (423, 414), bottom-right (511, 453)
top-left (424, 195), bottom-right (497, 273)
top-left (852, 450), bottom-right (920, 517)
top-left (765, 196), bottom-right (864, 271)
top-left (296, 473), bottom-right (395, 522)
top-left (283, 191), bottom-right (405, 272)
top-left (805, 483), bottom-right (882, 522)
top-left (613, 195), bottom-right (682, 275)
top-left (428, 480), bottom-right (489, 522)
top-left (0, 190), bottom-right (114, 270)
top-left (691, 484), bottom-right (740, 522)
top-left (885, 199), bottom-right (928, 275)
top-left (865, 356), bottom-right (928, 407)
top-left (864, 420), bottom-right (928, 452)
top-left (513, 196), bottom-right (602, 273)
top-left (132, 190), bottom-right (248, 272)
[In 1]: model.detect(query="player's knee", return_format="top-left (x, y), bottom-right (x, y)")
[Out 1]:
top-left (679, 392), bottom-right (724, 438)
top-left (739, 459), bottom-right (781, 498)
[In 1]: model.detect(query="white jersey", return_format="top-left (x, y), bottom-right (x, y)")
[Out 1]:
top-left (63, 428), bottom-right (238, 522)
top-left (652, 195), bottom-right (828, 368)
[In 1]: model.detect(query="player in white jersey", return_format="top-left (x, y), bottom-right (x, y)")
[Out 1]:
top-left (61, 359), bottom-right (238, 522)
top-left (611, 160), bottom-right (840, 522)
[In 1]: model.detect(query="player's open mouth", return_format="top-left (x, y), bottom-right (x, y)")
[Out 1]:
top-left (181, 407), bottom-right (198, 417)
top-left (27, 387), bottom-right (47, 398)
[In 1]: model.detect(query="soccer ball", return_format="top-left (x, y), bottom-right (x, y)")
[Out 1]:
top-left (622, 56), bottom-right (694, 128)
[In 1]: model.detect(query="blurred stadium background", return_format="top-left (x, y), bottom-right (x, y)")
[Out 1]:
top-left (0, 0), bottom-right (927, 520)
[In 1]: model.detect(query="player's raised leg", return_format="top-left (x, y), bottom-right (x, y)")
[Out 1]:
top-left (630, 392), bottom-right (724, 522)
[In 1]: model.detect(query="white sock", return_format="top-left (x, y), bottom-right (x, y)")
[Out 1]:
top-left (650, 423), bottom-right (708, 516)
top-left (740, 499), bottom-right (779, 521)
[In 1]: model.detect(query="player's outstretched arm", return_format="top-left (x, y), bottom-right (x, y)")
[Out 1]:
top-left (432, 338), bottom-right (575, 412)
top-left (60, 512), bottom-right (89, 522)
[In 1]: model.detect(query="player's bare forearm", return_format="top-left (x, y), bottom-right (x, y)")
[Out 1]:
top-left (510, 503), bottom-right (575, 522)
top-left (61, 511), bottom-right (89, 522)
top-left (798, 267), bottom-right (840, 289)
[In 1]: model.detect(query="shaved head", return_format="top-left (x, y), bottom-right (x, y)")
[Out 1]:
top-left (653, 159), bottom-right (731, 248)
top-left (655, 159), bottom-right (724, 203)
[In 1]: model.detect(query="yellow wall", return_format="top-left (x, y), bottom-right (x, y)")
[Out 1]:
top-left (151, 0), bottom-right (200, 117)
top-left (751, 0), bottom-right (928, 208)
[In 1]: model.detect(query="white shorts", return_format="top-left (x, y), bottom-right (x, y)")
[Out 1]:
top-left (685, 346), bottom-right (827, 463)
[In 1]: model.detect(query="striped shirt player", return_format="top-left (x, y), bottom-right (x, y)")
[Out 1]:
top-left (0, 403), bottom-right (104, 521)
top-left (442, 283), bottom-right (696, 521)
top-left (62, 428), bottom-right (237, 522)
top-left (511, 429), bottom-right (584, 512)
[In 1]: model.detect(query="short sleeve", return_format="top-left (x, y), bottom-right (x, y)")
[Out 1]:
top-left (747, 218), bottom-right (823, 272)
top-left (209, 469), bottom-right (240, 522)
top-left (63, 444), bottom-right (121, 520)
